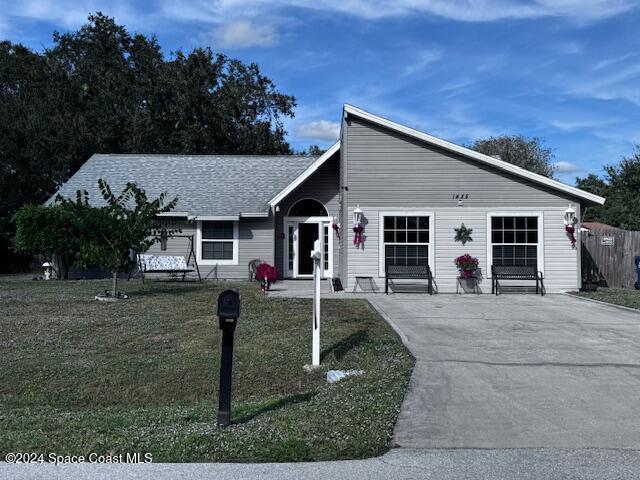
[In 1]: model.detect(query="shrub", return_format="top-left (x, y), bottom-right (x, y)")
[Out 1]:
top-left (14, 200), bottom-right (89, 279)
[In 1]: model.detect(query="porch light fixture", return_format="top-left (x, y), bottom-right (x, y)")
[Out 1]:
top-left (352, 205), bottom-right (364, 247)
top-left (353, 205), bottom-right (363, 226)
top-left (563, 205), bottom-right (577, 226)
top-left (564, 205), bottom-right (578, 248)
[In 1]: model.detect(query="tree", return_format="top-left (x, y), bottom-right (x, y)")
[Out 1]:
top-left (576, 147), bottom-right (640, 230)
top-left (0, 13), bottom-right (296, 272)
top-left (60, 179), bottom-right (179, 297)
top-left (306, 145), bottom-right (326, 156)
top-left (14, 200), bottom-right (88, 279)
top-left (470, 135), bottom-right (556, 178)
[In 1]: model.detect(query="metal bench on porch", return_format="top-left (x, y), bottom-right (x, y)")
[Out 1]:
top-left (385, 264), bottom-right (433, 295)
top-left (491, 265), bottom-right (544, 295)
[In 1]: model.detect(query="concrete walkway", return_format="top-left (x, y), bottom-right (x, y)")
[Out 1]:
top-left (368, 293), bottom-right (640, 449)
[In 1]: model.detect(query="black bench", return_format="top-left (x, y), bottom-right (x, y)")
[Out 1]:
top-left (385, 264), bottom-right (433, 295)
top-left (491, 265), bottom-right (544, 295)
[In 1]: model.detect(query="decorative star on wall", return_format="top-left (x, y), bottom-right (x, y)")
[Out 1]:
top-left (454, 223), bottom-right (473, 245)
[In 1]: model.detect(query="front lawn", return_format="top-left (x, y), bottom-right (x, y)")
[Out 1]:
top-left (571, 287), bottom-right (640, 310)
top-left (0, 279), bottom-right (413, 462)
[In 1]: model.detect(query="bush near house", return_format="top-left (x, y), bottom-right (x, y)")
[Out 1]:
top-left (14, 179), bottom-right (179, 297)
top-left (0, 280), bottom-right (414, 462)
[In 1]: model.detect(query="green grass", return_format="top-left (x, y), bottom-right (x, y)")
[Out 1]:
top-left (572, 287), bottom-right (640, 310)
top-left (0, 279), bottom-right (413, 462)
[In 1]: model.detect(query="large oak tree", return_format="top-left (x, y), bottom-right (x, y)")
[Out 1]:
top-left (0, 13), bottom-right (296, 271)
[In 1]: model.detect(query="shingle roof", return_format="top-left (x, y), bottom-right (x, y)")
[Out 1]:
top-left (48, 154), bottom-right (318, 216)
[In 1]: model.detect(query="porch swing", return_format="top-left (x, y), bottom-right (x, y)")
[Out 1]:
top-left (135, 234), bottom-right (202, 282)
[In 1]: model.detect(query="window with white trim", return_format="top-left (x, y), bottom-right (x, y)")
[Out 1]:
top-left (382, 215), bottom-right (430, 270)
top-left (199, 221), bottom-right (238, 264)
top-left (490, 216), bottom-right (538, 267)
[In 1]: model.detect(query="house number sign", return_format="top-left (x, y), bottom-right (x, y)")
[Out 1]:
top-left (452, 193), bottom-right (469, 200)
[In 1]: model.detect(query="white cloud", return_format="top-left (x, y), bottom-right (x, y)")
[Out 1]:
top-left (3, 0), bottom-right (634, 45)
top-left (550, 117), bottom-right (616, 132)
top-left (272, 0), bottom-right (636, 22)
top-left (591, 53), bottom-right (637, 71)
top-left (214, 20), bottom-right (277, 48)
top-left (560, 62), bottom-right (640, 105)
top-left (296, 120), bottom-right (340, 141)
top-left (554, 41), bottom-right (583, 55)
top-left (554, 160), bottom-right (580, 173)
top-left (403, 48), bottom-right (443, 77)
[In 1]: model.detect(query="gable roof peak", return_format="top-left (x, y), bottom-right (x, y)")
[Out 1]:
top-left (342, 104), bottom-right (605, 205)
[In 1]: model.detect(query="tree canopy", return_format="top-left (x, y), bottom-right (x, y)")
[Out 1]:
top-left (470, 135), bottom-right (556, 178)
top-left (0, 12), bottom-right (296, 271)
top-left (14, 201), bottom-right (87, 279)
top-left (576, 148), bottom-right (640, 230)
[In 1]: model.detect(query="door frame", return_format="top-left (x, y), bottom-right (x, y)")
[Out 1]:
top-left (284, 216), bottom-right (333, 279)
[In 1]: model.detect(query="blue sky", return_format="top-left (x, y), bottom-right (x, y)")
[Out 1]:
top-left (3, 1), bottom-right (640, 184)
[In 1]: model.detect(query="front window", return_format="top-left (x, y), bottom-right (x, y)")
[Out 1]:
top-left (382, 215), bottom-right (430, 272)
top-left (199, 221), bottom-right (237, 264)
top-left (490, 216), bottom-right (538, 267)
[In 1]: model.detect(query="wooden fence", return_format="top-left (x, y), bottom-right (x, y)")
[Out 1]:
top-left (581, 227), bottom-right (640, 289)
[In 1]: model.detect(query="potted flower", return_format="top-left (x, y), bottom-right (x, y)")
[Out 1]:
top-left (581, 269), bottom-right (601, 292)
top-left (455, 254), bottom-right (479, 279)
top-left (454, 254), bottom-right (480, 293)
top-left (256, 263), bottom-right (279, 292)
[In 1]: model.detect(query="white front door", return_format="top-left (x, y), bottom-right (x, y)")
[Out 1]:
top-left (285, 217), bottom-right (332, 278)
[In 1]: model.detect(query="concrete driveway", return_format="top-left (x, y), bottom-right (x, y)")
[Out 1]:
top-left (368, 294), bottom-right (640, 449)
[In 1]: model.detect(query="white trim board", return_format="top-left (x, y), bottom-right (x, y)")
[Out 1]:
top-left (343, 104), bottom-right (606, 206)
top-left (268, 141), bottom-right (341, 208)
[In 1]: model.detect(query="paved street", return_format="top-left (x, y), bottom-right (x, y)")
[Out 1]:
top-left (3, 448), bottom-right (640, 480)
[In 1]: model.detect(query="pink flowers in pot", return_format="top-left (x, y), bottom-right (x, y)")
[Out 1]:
top-left (454, 254), bottom-right (479, 279)
top-left (256, 263), bottom-right (279, 283)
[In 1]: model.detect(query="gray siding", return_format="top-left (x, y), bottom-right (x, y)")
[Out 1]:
top-left (343, 116), bottom-right (583, 292)
top-left (147, 217), bottom-right (274, 280)
top-left (274, 153), bottom-right (340, 276)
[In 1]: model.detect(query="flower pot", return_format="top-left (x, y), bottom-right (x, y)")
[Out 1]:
top-left (458, 277), bottom-right (477, 293)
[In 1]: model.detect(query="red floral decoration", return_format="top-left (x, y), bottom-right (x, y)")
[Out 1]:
top-left (353, 224), bottom-right (364, 247)
top-left (565, 224), bottom-right (576, 247)
top-left (256, 263), bottom-right (279, 283)
top-left (454, 254), bottom-right (479, 279)
top-left (332, 222), bottom-right (341, 239)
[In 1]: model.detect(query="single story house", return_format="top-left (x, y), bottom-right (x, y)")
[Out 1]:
top-left (50, 104), bottom-right (605, 292)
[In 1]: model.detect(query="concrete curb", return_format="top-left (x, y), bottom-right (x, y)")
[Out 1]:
top-left (563, 292), bottom-right (640, 316)
top-left (366, 299), bottom-right (412, 350)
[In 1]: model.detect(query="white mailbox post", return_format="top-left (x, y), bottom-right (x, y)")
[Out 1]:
top-left (310, 239), bottom-right (322, 367)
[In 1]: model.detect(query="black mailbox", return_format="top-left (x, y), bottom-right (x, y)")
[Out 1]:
top-left (217, 289), bottom-right (240, 321)
top-left (216, 289), bottom-right (241, 427)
